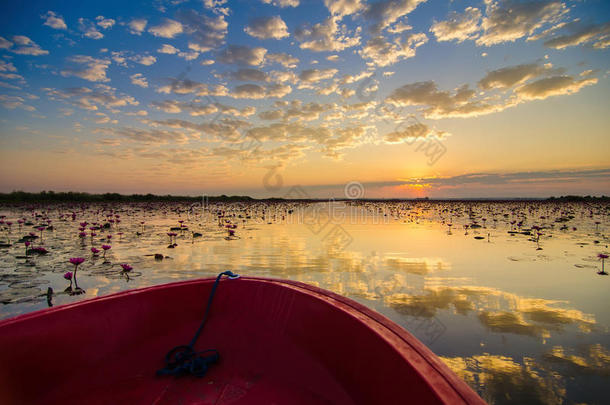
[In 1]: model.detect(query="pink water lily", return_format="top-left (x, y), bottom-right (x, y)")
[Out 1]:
top-left (120, 263), bottom-right (133, 272)
top-left (70, 257), bottom-right (85, 266)
top-left (101, 244), bottom-right (111, 260)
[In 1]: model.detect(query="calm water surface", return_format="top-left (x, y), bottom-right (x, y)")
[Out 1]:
top-left (0, 201), bottom-right (608, 404)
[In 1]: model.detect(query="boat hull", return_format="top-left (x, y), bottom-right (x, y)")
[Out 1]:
top-left (0, 276), bottom-right (485, 404)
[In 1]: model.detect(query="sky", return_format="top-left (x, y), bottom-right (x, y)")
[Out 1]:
top-left (0, 0), bottom-right (608, 198)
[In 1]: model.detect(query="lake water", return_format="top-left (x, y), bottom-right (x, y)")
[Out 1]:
top-left (0, 200), bottom-right (608, 404)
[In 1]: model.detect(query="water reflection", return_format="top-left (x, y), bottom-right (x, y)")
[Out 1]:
top-left (0, 200), bottom-right (608, 404)
top-left (441, 354), bottom-right (565, 405)
top-left (385, 284), bottom-right (596, 338)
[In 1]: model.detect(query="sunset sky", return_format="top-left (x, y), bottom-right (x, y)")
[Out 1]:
top-left (0, 0), bottom-right (608, 198)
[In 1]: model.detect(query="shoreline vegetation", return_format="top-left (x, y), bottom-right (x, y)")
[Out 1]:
top-left (0, 191), bottom-right (607, 204)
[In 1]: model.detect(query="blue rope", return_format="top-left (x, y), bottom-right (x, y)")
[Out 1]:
top-left (157, 270), bottom-right (240, 378)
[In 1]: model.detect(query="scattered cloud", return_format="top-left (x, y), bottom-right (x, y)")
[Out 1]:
top-left (158, 44), bottom-right (179, 54)
top-left (130, 54), bottom-right (157, 66)
top-left (261, 0), bottom-right (299, 8)
top-left (515, 75), bottom-right (597, 101)
top-left (299, 68), bottom-right (338, 83)
top-left (96, 16), bottom-right (116, 30)
top-left (295, 17), bottom-right (361, 52)
top-left (148, 18), bottom-right (184, 38)
top-left (177, 9), bottom-right (228, 52)
top-left (43, 85), bottom-right (138, 111)
top-left (265, 52), bottom-right (299, 68)
top-left (245, 16), bottom-right (289, 40)
top-left (217, 45), bottom-right (267, 66)
top-left (130, 73), bottom-right (148, 88)
top-left (60, 55), bottom-right (111, 82)
top-left (0, 36), bottom-right (13, 50)
top-left (0, 94), bottom-right (35, 111)
top-left (544, 22), bottom-right (610, 50)
top-left (10, 35), bottom-right (49, 55)
top-left (387, 80), bottom-right (505, 119)
top-left (364, 0), bottom-right (427, 33)
top-left (42, 11), bottom-right (67, 30)
top-left (430, 7), bottom-right (481, 43)
top-left (231, 83), bottom-right (292, 99)
top-left (478, 63), bottom-right (554, 90)
top-left (78, 18), bottom-right (104, 40)
top-left (324, 0), bottom-right (364, 18)
top-left (360, 32), bottom-right (427, 67)
top-left (477, 0), bottom-right (567, 46)
top-left (128, 19), bottom-right (147, 35)
top-left (384, 122), bottom-right (443, 143)
top-left (157, 78), bottom-right (228, 96)
top-left (226, 68), bottom-right (270, 82)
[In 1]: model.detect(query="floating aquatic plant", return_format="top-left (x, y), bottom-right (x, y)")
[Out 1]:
top-left (598, 253), bottom-right (608, 275)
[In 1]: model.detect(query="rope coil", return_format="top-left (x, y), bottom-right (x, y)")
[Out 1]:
top-left (156, 271), bottom-right (239, 377)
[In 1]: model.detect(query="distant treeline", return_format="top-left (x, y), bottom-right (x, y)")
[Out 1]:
top-left (0, 191), bottom-right (607, 203)
top-left (0, 191), bottom-right (255, 203)
top-left (547, 195), bottom-right (609, 202)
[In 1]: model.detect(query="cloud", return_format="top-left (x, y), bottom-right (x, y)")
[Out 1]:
top-left (217, 45), bottom-right (267, 66)
top-left (157, 78), bottom-right (228, 96)
top-left (158, 44), bottom-right (179, 54)
top-left (226, 68), bottom-right (270, 82)
top-left (266, 52), bottom-right (299, 68)
top-left (403, 168), bottom-right (610, 189)
top-left (150, 100), bottom-right (183, 113)
top-left (78, 18), bottom-right (104, 39)
top-left (384, 122), bottom-right (441, 143)
top-left (128, 19), bottom-right (147, 35)
top-left (157, 44), bottom-right (199, 60)
top-left (295, 17), bottom-right (361, 52)
top-left (43, 85), bottom-right (138, 111)
top-left (231, 83), bottom-right (292, 99)
top-left (60, 55), bottom-right (111, 82)
top-left (10, 35), bottom-right (48, 55)
top-left (360, 32), bottom-right (427, 67)
top-left (245, 16), bottom-right (289, 40)
top-left (386, 81), bottom-right (504, 119)
top-left (340, 70), bottom-right (374, 84)
top-left (202, 0), bottom-right (229, 13)
top-left (0, 95), bottom-right (35, 111)
top-left (515, 75), bottom-right (597, 101)
top-left (130, 54), bottom-right (157, 66)
top-left (258, 101), bottom-right (332, 121)
top-left (478, 63), bottom-right (553, 90)
top-left (364, 0), bottom-right (427, 33)
top-left (477, 0), bottom-right (567, 46)
top-left (0, 61), bottom-right (17, 73)
top-left (430, 7), bottom-right (481, 43)
top-left (130, 73), bottom-right (148, 88)
top-left (544, 22), bottom-right (610, 50)
top-left (261, 0), bottom-right (299, 7)
top-left (324, 0), bottom-right (364, 18)
top-left (42, 11), bottom-right (67, 30)
top-left (148, 18), bottom-right (184, 38)
top-left (107, 127), bottom-right (190, 144)
top-left (0, 36), bottom-right (12, 49)
top-left (299, 68), bottom-right (338, 83)
top-left (96, 16), bottom-right (116, 29)
top-left (176, 9), bottom-right (228, 52)
top-left (150, 102), bottom-right (255, 120)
